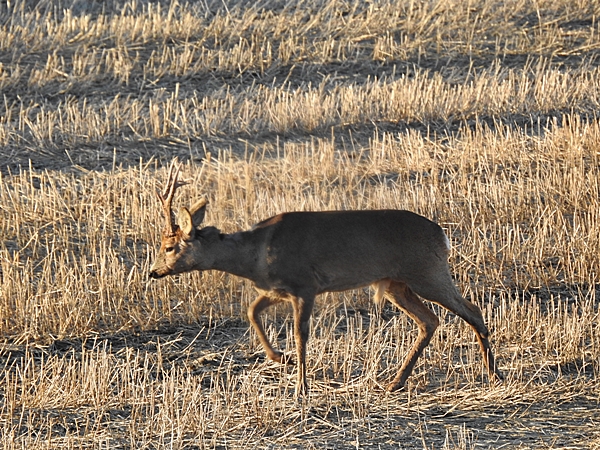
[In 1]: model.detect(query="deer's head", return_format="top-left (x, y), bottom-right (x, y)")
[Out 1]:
top-left (149, 162), bottom-right (212, 279)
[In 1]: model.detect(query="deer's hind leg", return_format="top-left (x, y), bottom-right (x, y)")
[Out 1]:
top-left (447, 297), bottom-right (503, 383)
top-left (385, 281), bottom-right (440, 392)
top-left (410, 272), bottom-right (503, 383)
top-left (247, 295), bottom-right (289, 364)
top-left (373, 279), bottom-right (391, 306)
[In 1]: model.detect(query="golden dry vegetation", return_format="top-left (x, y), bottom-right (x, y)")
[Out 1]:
top-left (1, 0), bottom-right (600, 448)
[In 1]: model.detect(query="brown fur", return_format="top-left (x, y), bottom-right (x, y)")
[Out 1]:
top-left (149, 170), bottom-right (503, 394)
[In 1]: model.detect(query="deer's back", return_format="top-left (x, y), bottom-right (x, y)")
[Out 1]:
top-left (251, 210), bottom-right (450, 294)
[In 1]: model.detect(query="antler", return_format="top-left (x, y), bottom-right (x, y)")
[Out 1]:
top-left (156, 160), bottom-right (187, 236)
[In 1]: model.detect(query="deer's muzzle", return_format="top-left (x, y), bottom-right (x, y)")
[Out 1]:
top-left (148, 270), bottom-right (165, 279)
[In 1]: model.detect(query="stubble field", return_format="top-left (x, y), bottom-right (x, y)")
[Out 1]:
top-left (1, 0), bottom-right (600, 448)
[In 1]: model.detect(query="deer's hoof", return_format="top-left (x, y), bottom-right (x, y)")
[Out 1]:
top-left (268, 351), bottom-right (295, 365)
top-left (386, 381), bottom-right (406, 393)
top-left (492, 371), bottom-right (505, 384)
top-left (279, 353), bottom-right (295, 365)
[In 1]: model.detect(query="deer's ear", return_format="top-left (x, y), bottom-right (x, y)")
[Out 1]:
top-left (189, 198), bottom-right (208, 227)
top-left (178, 207), bottom-right (194, 237)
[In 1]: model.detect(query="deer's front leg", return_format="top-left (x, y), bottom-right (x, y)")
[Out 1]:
top-left (247, 295), bottom-right (288, 363)
top-left (291, 294), bottom-right (315, 396)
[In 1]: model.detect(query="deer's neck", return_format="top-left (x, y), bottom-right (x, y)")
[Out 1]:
top-left (210, 231), bottom-right (264, 282)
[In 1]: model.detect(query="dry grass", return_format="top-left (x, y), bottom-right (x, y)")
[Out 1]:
top-left (1, 0), bottom-right (600, 448)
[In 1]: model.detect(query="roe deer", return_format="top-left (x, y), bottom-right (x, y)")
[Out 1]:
top-left (149, 162), bottom-right (503, 394)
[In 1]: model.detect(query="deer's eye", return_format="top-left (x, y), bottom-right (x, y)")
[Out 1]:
top-left (165, 247), bottom-right (175, 253)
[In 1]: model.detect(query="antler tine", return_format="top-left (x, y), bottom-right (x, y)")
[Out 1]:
top-left (157, 160), bottom-right (187, 236)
